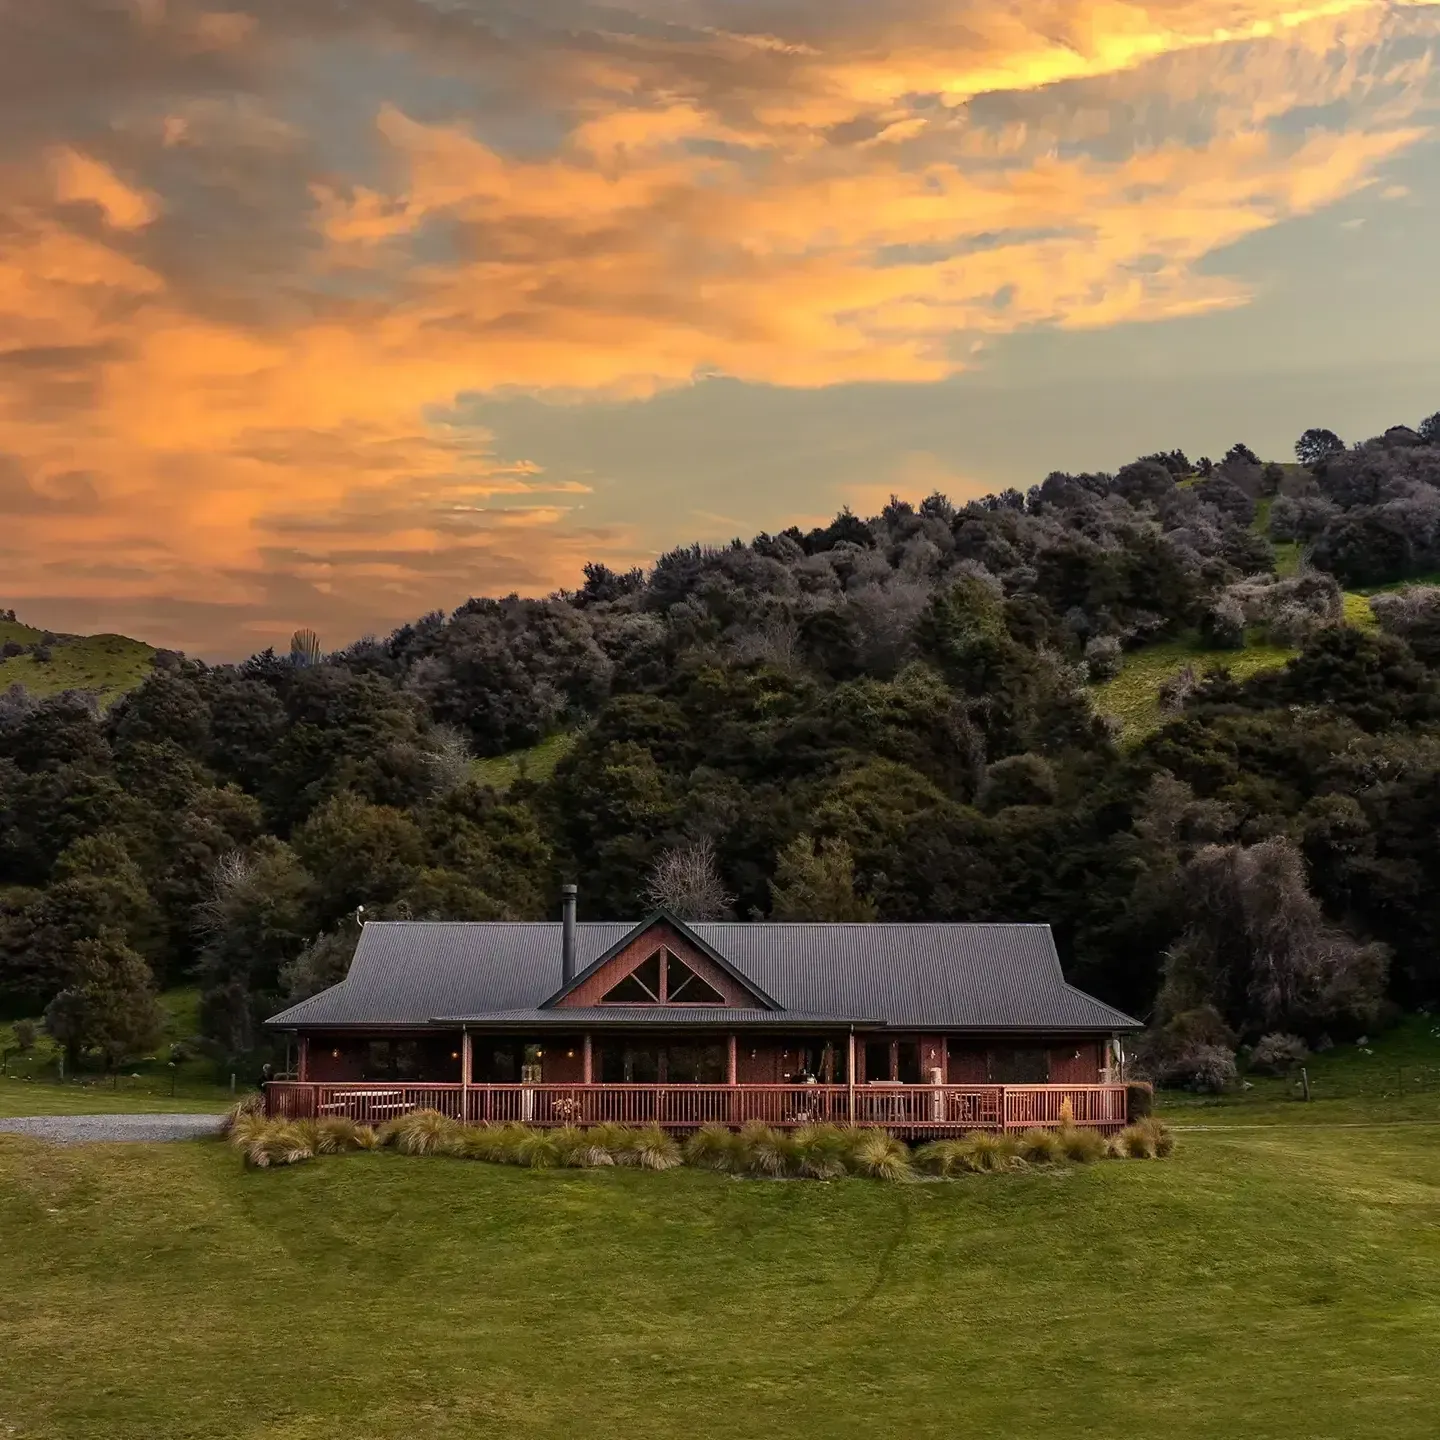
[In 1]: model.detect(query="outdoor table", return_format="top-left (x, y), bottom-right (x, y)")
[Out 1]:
top-left (317, 1090), bottom-right (406, 1118)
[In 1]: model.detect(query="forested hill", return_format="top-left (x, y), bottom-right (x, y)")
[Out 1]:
top-left (5, 413), bottom-right (1440, 1088)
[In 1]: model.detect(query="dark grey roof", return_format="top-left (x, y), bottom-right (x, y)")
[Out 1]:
top-left (267, 919), bottom-right (1140, 1032)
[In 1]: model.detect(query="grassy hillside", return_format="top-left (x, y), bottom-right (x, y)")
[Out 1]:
top-left (1091, 474), bottom-right (1394, 743)
top-left (0, 617), bottom-right (155, 706)
top-left (1092, 630), bottom-right (1298, 743)
top-left (471, 729), bottom-right (580, 792)
top-left (2, 1109), bottom-right (1438, 1439)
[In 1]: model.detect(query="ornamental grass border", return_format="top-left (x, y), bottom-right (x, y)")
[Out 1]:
top-left (227, 1108), bottom-right (1175, 1180)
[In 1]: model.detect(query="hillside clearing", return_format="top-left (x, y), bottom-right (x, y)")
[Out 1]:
top-left (1091, 631), bottom-right (1297, 743)
top-left (471, 729), bottom-right (580, 791)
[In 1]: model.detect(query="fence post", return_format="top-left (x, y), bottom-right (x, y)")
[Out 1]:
top-left (229, 1072), bottom-right (236, 1096)
top-left (1300, 1066), bottom-right (1311, 1102)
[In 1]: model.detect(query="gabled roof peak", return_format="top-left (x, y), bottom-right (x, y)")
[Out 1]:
top-left (539, 909), bottom-right (782, 1011)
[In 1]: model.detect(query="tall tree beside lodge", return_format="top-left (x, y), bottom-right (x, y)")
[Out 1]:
top-left (43, 930), bottom-right (163, 1071)
top-left (769, 835), bottom-right (877, 922)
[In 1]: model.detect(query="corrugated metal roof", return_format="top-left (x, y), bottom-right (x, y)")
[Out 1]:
top-left (267, 919), bottom-right (1141, 1032)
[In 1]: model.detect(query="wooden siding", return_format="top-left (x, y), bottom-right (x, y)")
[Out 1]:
top-left (1049, 1040), bottom-right (1104, 1085)
top-left (947, 1048), bottom-right (988, 1083)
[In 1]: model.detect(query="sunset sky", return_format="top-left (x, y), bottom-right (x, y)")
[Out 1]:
top-left (4, 0), bottom-right (1440, 658)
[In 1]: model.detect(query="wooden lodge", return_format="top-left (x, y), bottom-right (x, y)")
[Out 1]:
top-left (264, 890), bottom-right (1141, 1136)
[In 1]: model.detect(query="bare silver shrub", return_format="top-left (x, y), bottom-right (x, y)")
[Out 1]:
top-left (847, 579), bottom-right (929, 675)
top-left (195, 850), bottom-right (258, 940)
top-left (422, 724), bottom-right (473, 794)
top-left (1157, 664), bottom-right (1198, 715)
top-left (1084, 635), bottom-right (1123, 681)
top-left (731, 617), bottom-right (803, 671)
top-left (642, 836), bottom-right (735, 920)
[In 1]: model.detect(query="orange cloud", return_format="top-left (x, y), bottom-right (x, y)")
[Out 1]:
top-left (0, 0), bottom-right (1435, 654)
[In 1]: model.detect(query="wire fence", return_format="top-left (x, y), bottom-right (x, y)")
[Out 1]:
top-left (1284, 1064), bottom-right (1440, 1100)
top-left (0, 1050), bottom-right (249, 1103)
top-left (1160, 1062), bottom-right (1440, 1109)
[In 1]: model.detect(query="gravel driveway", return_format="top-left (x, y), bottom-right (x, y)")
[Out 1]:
top-left (0, 1113), bottom-right (224, 1144)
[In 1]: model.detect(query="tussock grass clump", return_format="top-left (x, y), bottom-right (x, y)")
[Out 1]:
top-left (584, 1123), bottom-right (634, 1157)
top-left (913, 1138), bottom-right (970, 1177)
top-left (1017, 1128), bottom-right (1066, 1165)
top-left (619, 1125), bottom-right (683, 1171)
top-left (552, 1126), bottom-right (616, 1168)
top-left (313, 1116), bottom-right (367, 1154)
top-left (381, 1108), bottom-right (461, 1156)
top-left (735, 1121), bottom-right (799, 1177)
top-left (848, 1129), bottom-right (912, 1182)
top-left (958, 1132), bottom-right (1026, 1174)
top-left (1055, 1125), bottom-right (1107, 1163)
top-left (918, 1127), bottom-right (1113, 1175)
top-left (515, 1130), bottom-right (562, 1169)
top-left (218, 1092), bottom-right (267, 1137)
top-left (1111, 1117), bottom-right (1176, 1159)
top-left (241, 1120), bottom-right (314, 1169)
top-left (454, 1122), bottom-right (528, 1163)
top-left (683, 1124), bottom-right (740, 1173)
top-left (226, 1107), bottom-right (273, 1152)
top-left (794, 1124), bottom-right (854, 1180)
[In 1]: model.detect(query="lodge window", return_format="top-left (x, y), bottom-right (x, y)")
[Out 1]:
top-left (598, 949), bottom-right (727, 1005)
top-left (362, 1039), bottom-right (460, 1083)
top-left (473, 1041), bottom-right (545, 1083)
top-left (598, 1043), bottom-right (726, 1083)
top-left (780, 1041), bottom-right (845, 1083)
top-left (600, 951), bottom-right (661, 1002)
top-left (987, 1048), bottom-right (1051, 1084)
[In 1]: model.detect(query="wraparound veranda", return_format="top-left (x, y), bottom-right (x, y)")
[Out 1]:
top-left (265, 896), bottom-right (1140, 1135)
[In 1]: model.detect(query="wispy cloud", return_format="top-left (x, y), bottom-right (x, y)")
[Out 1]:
top-left (0, 0), bottom-right (1436, 654)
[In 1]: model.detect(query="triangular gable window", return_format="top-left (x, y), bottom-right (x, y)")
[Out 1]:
top-left (666, 954), bottom-right (725, 1004)
top-left (598, 949), bottom-right (727, 1005)
top-left (600, 951), bottom-right (661, 1003)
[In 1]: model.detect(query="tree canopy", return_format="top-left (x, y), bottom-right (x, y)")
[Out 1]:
top-left (4, 409), bottom-right (1440, 1075)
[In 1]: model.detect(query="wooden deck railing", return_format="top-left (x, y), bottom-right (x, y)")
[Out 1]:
top-left (265, 1081), bottom-right (1127, 1134)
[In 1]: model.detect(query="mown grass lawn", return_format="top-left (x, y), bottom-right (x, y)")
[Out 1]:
top-left (3, 1115), bottom-right (1439, 1440)
top-left (0, 1081), bottom-right (232, 1116)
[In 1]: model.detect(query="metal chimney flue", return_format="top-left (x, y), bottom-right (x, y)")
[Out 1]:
top-left (561, 883), bottom-right (578, 985)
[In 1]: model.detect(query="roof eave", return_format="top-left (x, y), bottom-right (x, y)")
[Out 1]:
top-left (430, 1014), bottom-right (884, 1029)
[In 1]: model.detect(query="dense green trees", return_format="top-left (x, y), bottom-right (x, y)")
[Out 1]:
top-left (3, 411), bottom-right (1440, 1075)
